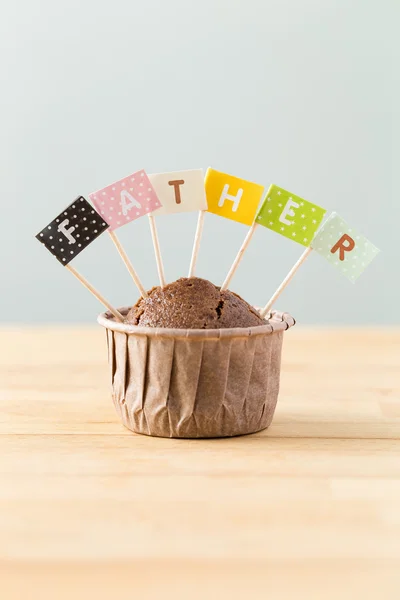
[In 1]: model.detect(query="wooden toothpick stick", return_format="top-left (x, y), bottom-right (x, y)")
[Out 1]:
top-left (66, 264), bottom-right (124, 322)
top-left (188, 210), bottom-right (206, 278)
top-left (259, 246), bottom-right (313, 318)
top-left (108, 231), bottom-right (148, 298)
top-left (148, 214), bottom-right (166, 288)
top-left (220, 222), bottom-right (258, 291)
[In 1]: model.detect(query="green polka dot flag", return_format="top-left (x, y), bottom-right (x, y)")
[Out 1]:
top-left (311, 213), bottom-right (380, 282)
top-left (256, 185), bottom-right (326, 247)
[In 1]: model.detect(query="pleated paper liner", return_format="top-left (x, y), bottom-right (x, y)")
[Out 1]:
top-left (98, 308), bottom-right (295, 438)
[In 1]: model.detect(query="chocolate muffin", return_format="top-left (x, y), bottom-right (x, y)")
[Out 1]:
top-left (125, 277), bottom-right (265, 329)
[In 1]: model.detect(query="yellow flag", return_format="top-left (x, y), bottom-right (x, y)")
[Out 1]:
top-left (205, 168), bottom-right (264, 226)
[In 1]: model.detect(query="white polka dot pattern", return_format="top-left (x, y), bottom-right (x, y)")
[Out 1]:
top-left (89, 169), bottom-right (162, 231)
top-left (36, 197), bottom-right (109, 265)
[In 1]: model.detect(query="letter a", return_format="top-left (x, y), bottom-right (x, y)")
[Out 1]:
top-left (120, 190), bottom-right (141, 216)
top-left (58, 219), bottom-right (76, 244)
top-left (331, 234), bottom-right (355, 261)
top-left (218, 184), bottom-right (243, 212)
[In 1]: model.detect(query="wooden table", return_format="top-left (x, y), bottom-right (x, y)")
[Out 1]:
top-left (1, 326), bottom-right (399, 599)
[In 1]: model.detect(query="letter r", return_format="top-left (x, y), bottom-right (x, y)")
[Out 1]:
top-left (331, 234), bottom-right (355, 261)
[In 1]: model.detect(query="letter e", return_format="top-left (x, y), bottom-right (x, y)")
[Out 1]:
top-left (279, 199), bottom-right (300, 226)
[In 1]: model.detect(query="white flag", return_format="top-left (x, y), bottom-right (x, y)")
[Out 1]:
top-left (150, 169), bottom-right (207, 215)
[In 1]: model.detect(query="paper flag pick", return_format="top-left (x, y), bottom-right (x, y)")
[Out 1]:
top-left (205, 168), bottom-right (264, 226)
top-left (89, 169), bottom-right (162, 230)
top-left (256, 185), bottom-right (326, 246)
top-left (36, 197), bottom-right (123, 321)
top-left (311, 213), bottom-right (380, 281)
top-left (36, 197), bottom-right (109, 265)
top-left (150, 169), bottom-right (207, 215)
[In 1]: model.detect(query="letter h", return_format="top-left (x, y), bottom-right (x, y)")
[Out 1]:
top-left (218, 184), bottom-right (243, 213)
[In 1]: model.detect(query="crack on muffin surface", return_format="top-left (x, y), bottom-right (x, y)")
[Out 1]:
top-left (216, 299), bottom-right (224, 319)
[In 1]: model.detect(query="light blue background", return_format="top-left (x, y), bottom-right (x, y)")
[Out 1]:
top-left (2, 0), bottom-right (397, 324)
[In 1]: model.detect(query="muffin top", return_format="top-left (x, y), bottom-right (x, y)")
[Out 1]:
top-left (125, 277), bottom-right (265, 329)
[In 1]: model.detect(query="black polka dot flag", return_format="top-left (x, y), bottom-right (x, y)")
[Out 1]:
top-left (36, 197), bottom-right (109, 265)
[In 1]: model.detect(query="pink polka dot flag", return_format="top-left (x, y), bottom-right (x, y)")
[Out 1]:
top-left (89, 169), bottom-right (162, 231)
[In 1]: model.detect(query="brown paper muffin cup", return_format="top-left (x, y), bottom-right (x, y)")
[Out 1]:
top-left (97, 308), bottom-right (295, 438)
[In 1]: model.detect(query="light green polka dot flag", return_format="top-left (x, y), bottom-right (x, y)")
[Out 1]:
top-left (311, 212), bottom-right (380, 282)
top-left (256, 184), bottom-right (326, 246)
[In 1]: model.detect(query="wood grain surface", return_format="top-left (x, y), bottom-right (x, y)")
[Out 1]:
top-left (1, 326), bottom-right (399, 599)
